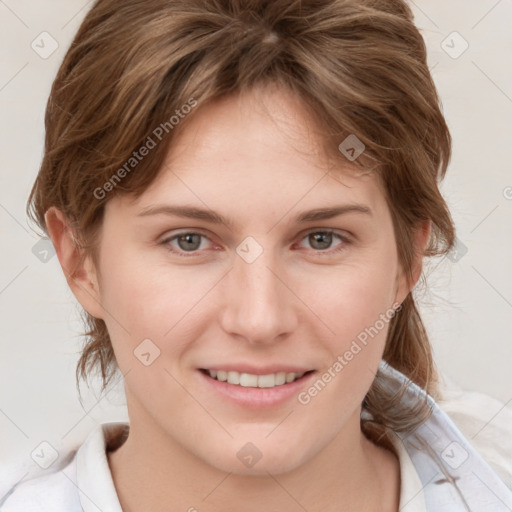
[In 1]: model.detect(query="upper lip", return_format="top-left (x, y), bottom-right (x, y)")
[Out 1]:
top-left (200, 365), bottom-right (315, 375)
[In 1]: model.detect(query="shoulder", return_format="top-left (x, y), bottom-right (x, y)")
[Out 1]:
top-left (436, 373), bottom-right (512, 489)
top-left (1, 421), bottom-right (129, 512)
top-left (0, 457), bottom-right (81, 512)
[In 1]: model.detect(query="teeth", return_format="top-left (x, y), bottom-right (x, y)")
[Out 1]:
top-left (227, 371), bottom-right (240, 385)
top-left (240, 373), bottom-right (258, 387)
top-left (207, 369), bottom-right (305, 388)
top-left (275, 372), bottom-right (286, 385)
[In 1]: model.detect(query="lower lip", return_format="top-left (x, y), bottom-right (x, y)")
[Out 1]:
top-left (197, 369), bottom-right (317, 409)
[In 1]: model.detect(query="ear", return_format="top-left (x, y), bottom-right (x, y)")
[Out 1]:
top-left (44, 207), bottom-right (105, 320)
top-left (394, 220), bottom-right (431, 306)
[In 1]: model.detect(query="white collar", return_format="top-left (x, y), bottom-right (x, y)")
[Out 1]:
top-left (74, 420), bottom-right (426, 511)
top-left (388, 430), bottom-right (427, 511)
top-left (76, 422), bottom-right (127, 512)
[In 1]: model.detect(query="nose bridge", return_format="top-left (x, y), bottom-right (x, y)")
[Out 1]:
top-left (221, 241), bottom-right (296, 343)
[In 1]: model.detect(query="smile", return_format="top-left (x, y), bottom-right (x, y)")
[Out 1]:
top-left (201, 369), bottom-right (313, 388)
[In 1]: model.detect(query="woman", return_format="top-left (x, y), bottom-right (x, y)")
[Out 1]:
top-left (2, 0), bottom-right (511, 510)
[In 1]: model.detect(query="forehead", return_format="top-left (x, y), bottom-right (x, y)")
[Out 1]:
top-left (117, 85), bottom-right (386, 219)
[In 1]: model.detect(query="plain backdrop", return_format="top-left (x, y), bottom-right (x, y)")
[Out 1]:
top-left (1, 0), bottom-right (511, 496)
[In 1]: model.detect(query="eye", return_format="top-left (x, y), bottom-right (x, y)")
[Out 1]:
top-left (161, 231), bottom-right (213, 256)
top-left (160, 229), bottom-right (351, 258)
top-left (296, 230), bottom-right (350, 255)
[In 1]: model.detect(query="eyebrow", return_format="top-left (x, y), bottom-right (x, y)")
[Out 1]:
top-left (136, 204), bottom-right (372, 228)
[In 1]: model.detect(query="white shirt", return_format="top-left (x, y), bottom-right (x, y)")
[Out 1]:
top-left (1, 362), bottom-right (511, 511)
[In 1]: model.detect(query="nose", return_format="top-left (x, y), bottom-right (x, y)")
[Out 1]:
top-left (219, 245), bottom-right (298, 345)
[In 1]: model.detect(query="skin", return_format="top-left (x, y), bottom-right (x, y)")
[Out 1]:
top-left (46, 84), bottom-right (430, 512)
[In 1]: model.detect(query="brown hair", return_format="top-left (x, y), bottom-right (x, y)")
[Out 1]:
top-left (27, 0), bottom-right (455, 433)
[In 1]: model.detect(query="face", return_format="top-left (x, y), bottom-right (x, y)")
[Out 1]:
top-left (73, 85), bottom-right (412, 475)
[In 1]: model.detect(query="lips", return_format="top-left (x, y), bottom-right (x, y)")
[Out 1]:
top-left (198, 367), bottom-right (317, 408)
top-left (197, 366), bottom-right (317, 410)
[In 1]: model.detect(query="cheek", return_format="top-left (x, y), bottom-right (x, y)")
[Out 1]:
top-left (299, 248), bottom-right (399, 397)
top-left (304, 252), bottom-right (398, 344)
top-left (96, 242), bottom-right (216, 355)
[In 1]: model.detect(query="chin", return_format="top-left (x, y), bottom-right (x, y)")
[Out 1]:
top-left (200, 437), bottom-right (313, 477)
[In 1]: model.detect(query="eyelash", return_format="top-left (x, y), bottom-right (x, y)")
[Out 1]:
top-left (160, 229), bottom-right (352, 258)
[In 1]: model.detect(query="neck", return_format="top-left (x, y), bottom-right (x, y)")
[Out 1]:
top-left (107, 411), bottom-right (400, 512)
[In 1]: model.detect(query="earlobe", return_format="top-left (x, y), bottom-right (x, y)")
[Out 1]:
top-left (411, 220), bottom-right (431, 286)
top-left (44, 207), bottom-right (105, 319)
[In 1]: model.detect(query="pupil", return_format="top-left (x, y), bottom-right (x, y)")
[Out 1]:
top-left (178, 234), bottom-right (201, 251)
top-left (310, 232), bottom-right (331, 250)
